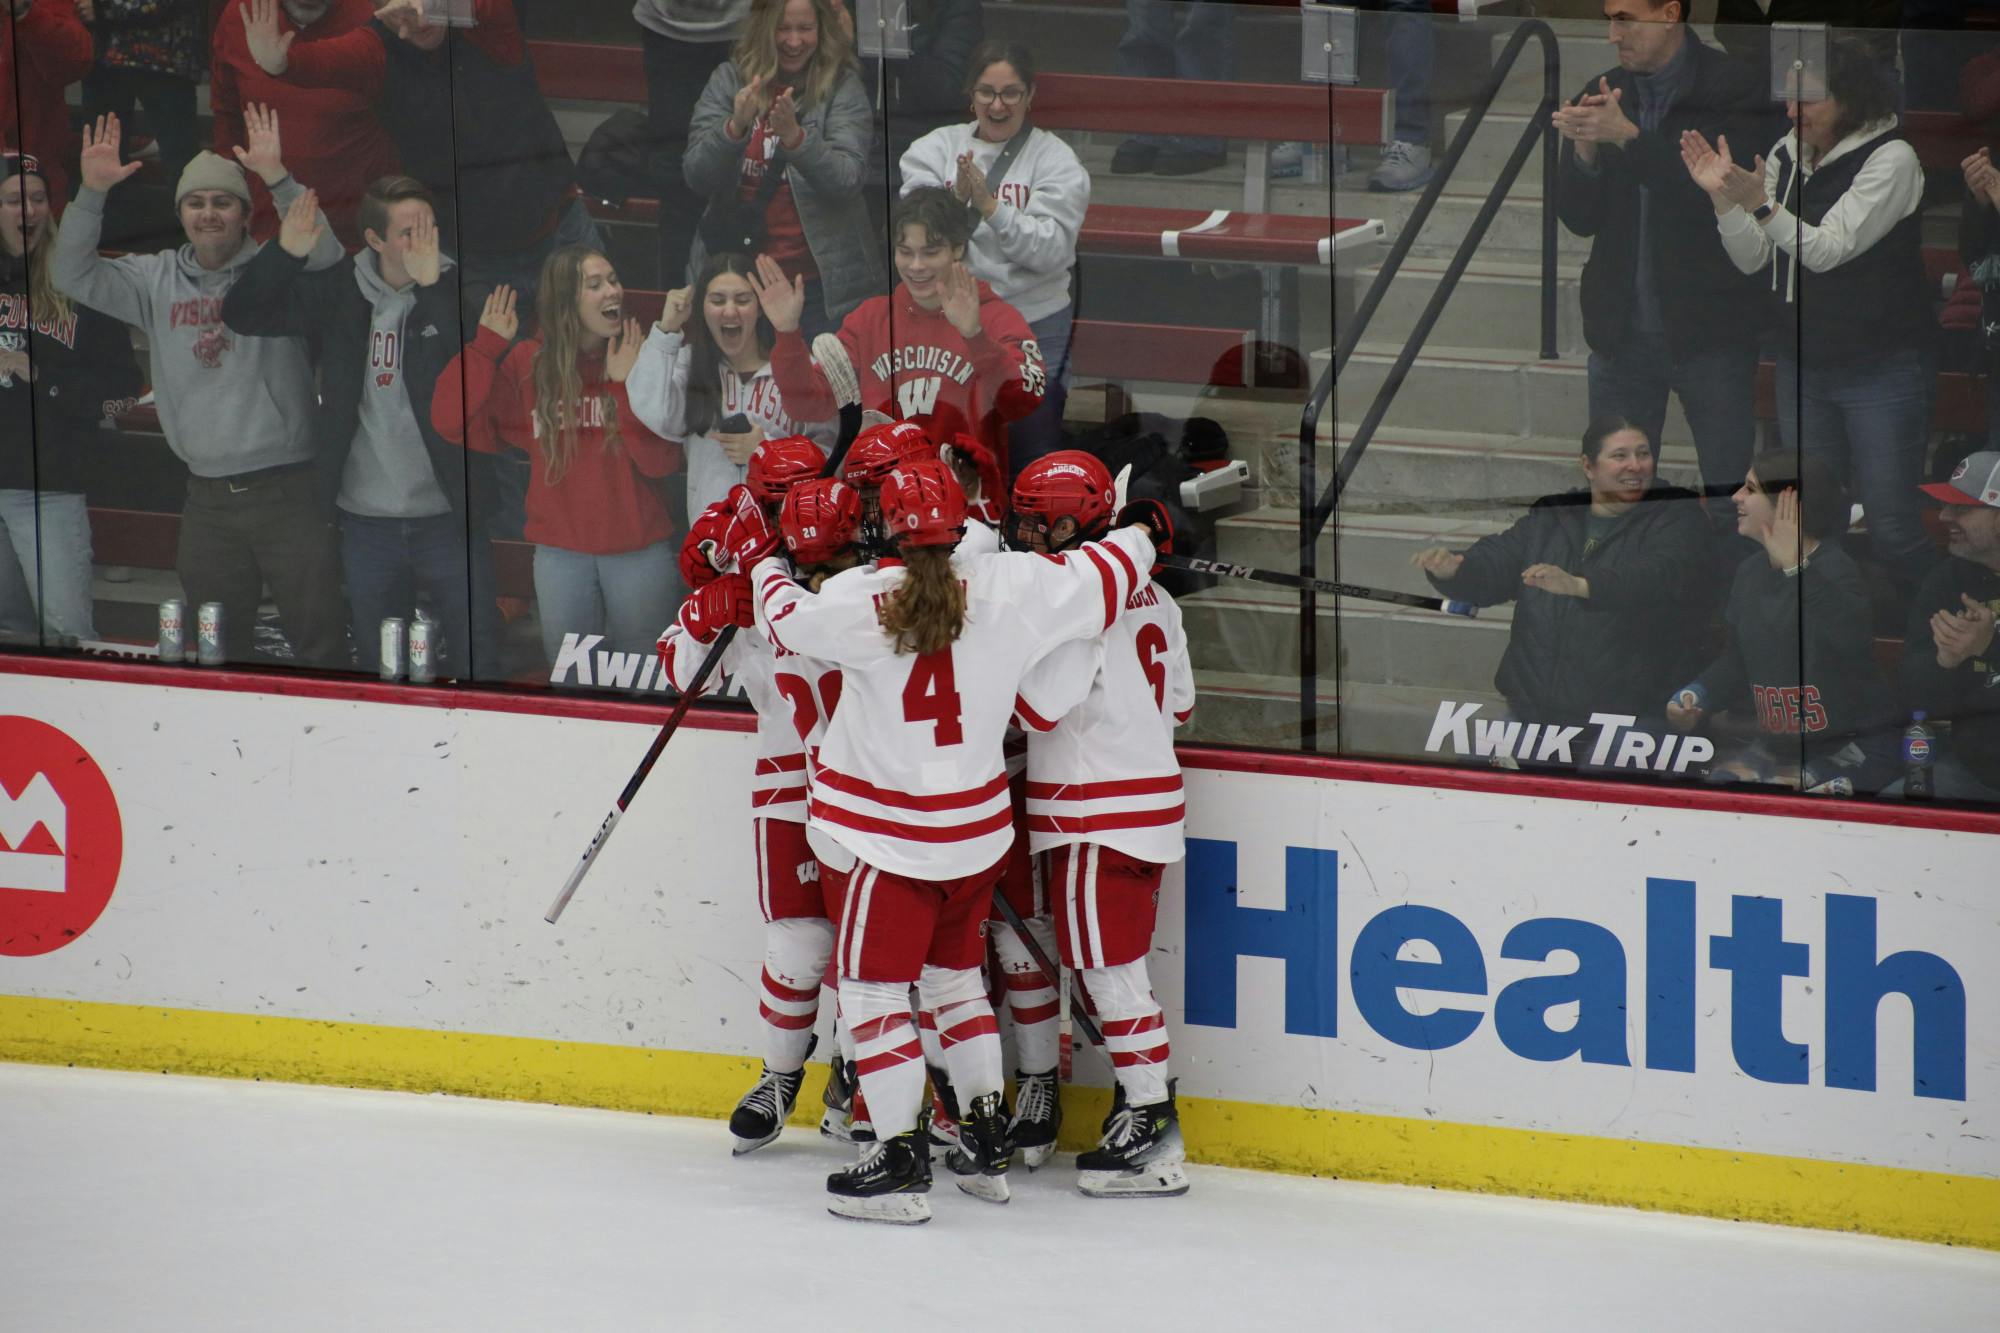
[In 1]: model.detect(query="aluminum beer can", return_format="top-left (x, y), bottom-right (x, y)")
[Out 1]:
top-left (379, 616), bottom-right (407, 681)
top-left (157, 598), bottom-right (186, 662)
top-left (196, 602), bottom-right (226, 665)
top-left (407, 615), bottom-right (436, 684)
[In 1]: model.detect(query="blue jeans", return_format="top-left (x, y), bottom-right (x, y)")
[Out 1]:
top-left (1587, 331), bottom-right (1758, 500)
top-left (1007, 305), bottom-right (1074, 484)
top-left (340, 510), bottom-right (500, 679)
top-left (532, 540), bottom-right (683, 669)
top-left (1371, 0), bottom-right (1434, 144)
top-left (1774, 347), bottom-right (1938, 586)
top-left (0, 489), bottom-right (96, 642)
top-left (1114, 0), bottom-right (1235, 154)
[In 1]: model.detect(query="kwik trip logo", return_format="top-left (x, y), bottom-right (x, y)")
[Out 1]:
top-left (0, 717), bottom-right (124, 956)
top-left (1424, 701), bottom-right (1715, 773)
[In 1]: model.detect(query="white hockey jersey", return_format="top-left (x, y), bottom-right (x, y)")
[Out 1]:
top-left (1015, 580), bottom-right (1195, 864)
top-left (750, 527), bottom-right (1157, 879)
top-left (657, 609), bottom-right (838, 825)
top-left (959, 517), bottom-right (1001, 557)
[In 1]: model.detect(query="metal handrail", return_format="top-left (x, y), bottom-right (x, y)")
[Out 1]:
top-left (1297, 18), bottom-right (1562, 748)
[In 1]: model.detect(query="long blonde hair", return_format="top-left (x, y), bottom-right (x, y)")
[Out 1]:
top-left (6, 171), bottom-right (71, 326)
top-left (732, 0), bottom-right (857, 111)
top-left (879, 546), bottom-right (965, 655)
top-left (531, 246), bottom-right (622, 487)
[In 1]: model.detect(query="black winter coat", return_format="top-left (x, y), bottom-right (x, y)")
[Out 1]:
top-left (220, 245), bottom-right (483, 516)
top-left (1425, 485), bottom-right (1714, 724)
top-left (1556, 34), bottom-right (1778, 363)
top-left (0, 251), bottom-right (143, 494)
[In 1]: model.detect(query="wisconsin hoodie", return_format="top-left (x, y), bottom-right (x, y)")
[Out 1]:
top-left (52, 180), bottom-right (345, 478)
top-left (1, 249), bottom-right (143, 494)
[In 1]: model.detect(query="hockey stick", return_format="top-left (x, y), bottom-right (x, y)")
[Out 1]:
top-left (990, 887), bottom-right (1104, 1049)
top-left (1159, 553), bottom-right (1479, 618)
top-left (544, 340), bottom-right (864, 924)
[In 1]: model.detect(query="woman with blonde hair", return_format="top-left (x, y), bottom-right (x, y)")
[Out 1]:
top-left (683, 0), bottom-right (883, 338)
top-left (431, 246), bottom-right (684, 666)
top-left (0, 152), bottom-right (140, 644)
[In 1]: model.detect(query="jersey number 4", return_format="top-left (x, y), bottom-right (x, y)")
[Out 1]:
top-left (902, 650), bottom-right (965, 746)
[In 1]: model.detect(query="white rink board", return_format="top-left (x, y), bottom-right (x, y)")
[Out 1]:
top-left (1, 671), bottom-right (1995, 1186)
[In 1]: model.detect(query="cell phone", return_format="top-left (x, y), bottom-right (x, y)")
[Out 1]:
top-left (718, 414), bottom-right (753, 434)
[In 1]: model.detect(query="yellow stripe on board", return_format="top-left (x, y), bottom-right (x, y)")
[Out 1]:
top-left (3, 995), bottom-right (1992, 1250)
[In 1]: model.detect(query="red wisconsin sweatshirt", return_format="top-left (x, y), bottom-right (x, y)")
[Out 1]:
top-left (769, 280), bottom-right (1045, 476)
top-left (1, 0), bottom-right (93, 211)
top-left (432, 326), bottom-right (684, 555)
top-left (210, 0), bottom-right (399, 247)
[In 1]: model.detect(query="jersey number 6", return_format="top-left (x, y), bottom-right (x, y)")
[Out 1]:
top-left (1135, 622), bottom-right (1169, 713)
top-left (902, 650), bottom-right (965, 746)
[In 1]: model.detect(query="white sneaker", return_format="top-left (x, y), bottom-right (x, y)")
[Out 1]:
top-left (1269, 141), bottom-right (1305, 179)
top-left (1370, 140), bottom-right (1434, 193)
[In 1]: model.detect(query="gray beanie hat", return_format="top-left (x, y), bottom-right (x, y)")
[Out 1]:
top-left (175, 151), bottom-right (252, 207)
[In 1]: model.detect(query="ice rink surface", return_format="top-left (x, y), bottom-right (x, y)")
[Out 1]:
top-left (6, 1063), bottom-right (1995, 1333)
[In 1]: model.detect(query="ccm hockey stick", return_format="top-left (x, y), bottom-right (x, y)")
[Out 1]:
top-left (1159, 553), bottom-right (1479, 617)
top-left (991, 887), bottom-right (1105, 1049)
top-left (545, 337), bottom-right (863, 924)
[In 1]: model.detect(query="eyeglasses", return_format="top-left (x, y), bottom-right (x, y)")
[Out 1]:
top-left (972, 86), bottom-right (1028, 106)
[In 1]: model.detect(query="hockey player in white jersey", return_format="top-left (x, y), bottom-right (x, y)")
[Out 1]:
top-left (728, 457), bottom-right (1171, 1223)
top-left (1011, 451), bottom-right (1196, 1198)
top-left (654, 436), bottom-right (836, 1155)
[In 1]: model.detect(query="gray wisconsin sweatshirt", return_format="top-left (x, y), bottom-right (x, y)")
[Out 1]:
top-left (52, 180), bottom-right (344, 478)
top-left (340, 250), bottom-right (451, 519)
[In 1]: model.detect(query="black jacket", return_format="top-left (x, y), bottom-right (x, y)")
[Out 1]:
top-left (1900, 556), bottom-right (2000, 790)
top-left (220, 244), bottom-right (481, 515)
top-left (0, 251), bottom-right (143, 494)
top-left (1692, 542), bottom-right (1900, 787)
top-left (1425, 485), bottom-right (1714, 724)
top-left (1557, 33), bottom-right (1778, 362)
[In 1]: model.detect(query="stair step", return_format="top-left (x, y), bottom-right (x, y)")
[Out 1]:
top-left (1184, 670), bottom-right (1507, 755)
top-left (1180, 583), bottom-right (1508, 692)
top-left (1339, 254), bottom-right (1585, 356)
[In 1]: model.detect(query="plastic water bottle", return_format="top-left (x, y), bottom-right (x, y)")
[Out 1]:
top-left (1902, 711), bottom-right (1936, 800)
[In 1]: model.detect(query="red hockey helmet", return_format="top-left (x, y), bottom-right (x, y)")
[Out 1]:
top-left (842, 420), bottom-right (936, 488)
top-left (746, 435), bottom-right (827, 508)
top-left (880, 459), bottom-right (968, 549)
top-left (1007, 450), bottom-right (1115, 553)
top-left (780, 478), bottom-right (864, 564)
top-left (678, 499), bottom-right (735, 588)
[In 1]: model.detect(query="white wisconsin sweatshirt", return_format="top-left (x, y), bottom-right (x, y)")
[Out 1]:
top-left (899, 122), bottom-right (1090, 325)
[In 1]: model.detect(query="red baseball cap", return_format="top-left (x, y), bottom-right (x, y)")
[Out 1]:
top-left (1919, 451), bottom-right (2000, 508)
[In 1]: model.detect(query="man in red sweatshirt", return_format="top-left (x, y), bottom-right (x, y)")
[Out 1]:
top-left (2, 0), bottom-right (94, 211)
top-left (210, 0), bottom-right (398, 246)
top-left (754, 187), bottom-right (1043, 480)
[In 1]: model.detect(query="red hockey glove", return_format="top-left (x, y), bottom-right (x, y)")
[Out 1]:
top-left (942, 433), bottom-right (1004, 509)
top-left (722, 484), bottom-right (782, 567)
top-left (1115, 499), bottom-right (1173, 555)
top-left (677, 573), bottom-right (754, 644)
top-left (679, 500), bottom-right (735, 588)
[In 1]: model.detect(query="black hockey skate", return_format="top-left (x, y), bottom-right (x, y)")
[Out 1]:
top-left (819, 1053), bottom-right (857, 1142)
top-left (1009, 1068), bottom-right (1061, 1170)
top-left (1077, 1082), bottom-right (1188, 1199)
top-left (925, 1066), bottom-right (962, 1156)
top-left (729, 1061), bottom-right (809, 1156)
top-left (826, 1130), bottom-right (933, 1225)
top-left (944, 1091), bottom-right (1013, 1204)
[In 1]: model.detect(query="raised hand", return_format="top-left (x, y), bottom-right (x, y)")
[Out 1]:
top-left (748, 253), bottom-right (804, 333)
top-left (657, 285), bottom-right (694, 334)
top-left (940, 261), bottom-right (981, 338)
top-left (1411, 546), bottom-right (1464, 580)
top-left (277, 187), bottom-right (326, 258)
top-left (373, 0), bottom-right (426, 40)
top-left (1718, 147), bottom-right (1769, 213)
top-left (231, 102), bottom-right (288, 185)
top-left (767, 90), bottom-right (803, 150)
top-left (606, 318), bottom-right (645, 383)
top-left (1964, 146), bottom-right (2000, 212)
top-left (1680, 129), bottom-right (1733, 201)
top-left (78, 114), bottom-right (144, 193)
top-left (728, 75), bottom-right (769, 139)
top-left (1933, 593), bottom-right (1998, 670)
top-left (241, 0), bottom-right (296, 77)
top-left (1758, 486), bottom-right (1803, 568)
top-left (479, 284), bottom-right (519, 341)
top-left (406, 206), bottom-right (442, 287)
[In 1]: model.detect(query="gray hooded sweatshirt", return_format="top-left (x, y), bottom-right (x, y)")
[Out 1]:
top-left (340, 250), bottom-right (452, 519)
top-left (52, 180), bottom-right (344, 478)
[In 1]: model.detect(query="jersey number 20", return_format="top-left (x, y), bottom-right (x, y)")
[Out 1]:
top-left (902, 650), bottom-right (965, 746)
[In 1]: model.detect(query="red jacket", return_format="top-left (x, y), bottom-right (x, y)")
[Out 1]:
top-left (770, 280), bottom-right (1045, 476)
top-left (432, 326), bottom-right (684, 555)
top-left (210, 0), bottom-right (399, 247)
top-left (1, 0), bottom-right (93, 211)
